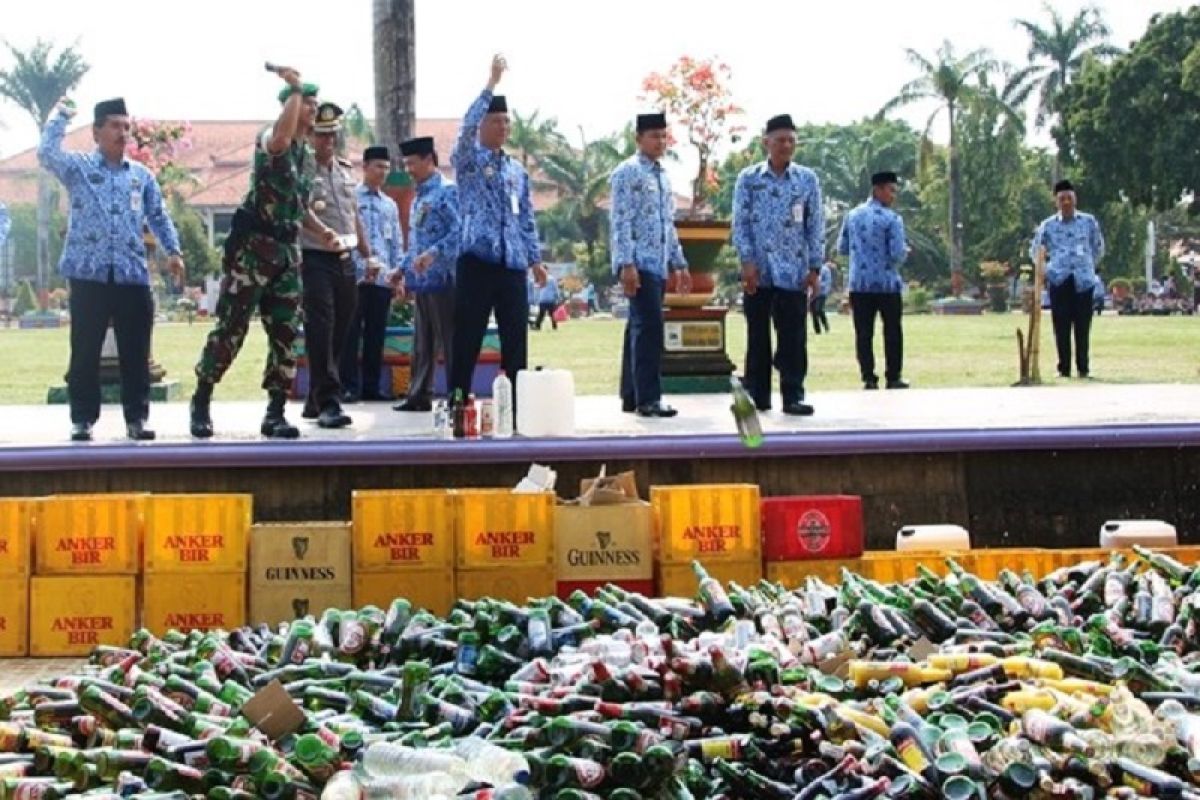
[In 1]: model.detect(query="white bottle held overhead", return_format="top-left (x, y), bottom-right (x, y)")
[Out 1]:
top-left (492, 370), bottom-right (514, 439)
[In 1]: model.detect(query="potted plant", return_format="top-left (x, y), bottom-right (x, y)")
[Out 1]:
top-left (979, 261), bottom-right (1010, 313)
top-left (641, 56), bottom-right (743, 303)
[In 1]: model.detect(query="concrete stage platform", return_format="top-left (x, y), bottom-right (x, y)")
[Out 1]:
top-left (3, 383), bottom-right (1199, 548)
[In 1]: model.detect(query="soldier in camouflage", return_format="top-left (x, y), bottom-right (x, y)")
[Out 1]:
top-left (190, 66), bottom-right (322, 439)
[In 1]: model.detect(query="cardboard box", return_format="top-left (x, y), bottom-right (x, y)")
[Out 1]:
top-left (250, 523), bottom-right (351, 625)
top-left (555, 504), bottom-right (654, 582)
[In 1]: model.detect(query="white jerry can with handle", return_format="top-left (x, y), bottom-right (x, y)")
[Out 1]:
top-left (895, 524), bottom-right (971, 552)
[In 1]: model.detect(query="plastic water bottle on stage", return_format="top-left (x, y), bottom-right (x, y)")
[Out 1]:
top-left (492, 370), bottom-right (513, 439)
top-left (730, 376), bottom-right (763, 448)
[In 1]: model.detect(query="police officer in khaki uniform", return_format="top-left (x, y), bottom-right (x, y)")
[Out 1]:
top-left (300, 102), bottom-right (371, 428)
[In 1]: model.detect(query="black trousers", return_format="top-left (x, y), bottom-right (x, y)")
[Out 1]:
top-left (450, 254), bottom-right (528, 400)
top-left (743, 286), bottom-right (808, 408)
top-left (339, 283), bottom-right (393, 398)
top-left (535, 302), bottom-right (558, 330)
top-left (811, 294), bottom-right (829, 333)
top-left (1049, 275), bottom-right (1094, 376)
top-left (302, 250), bottom-right (358, 413)
top-left (850, 291), bottom-right (903, 384)
top-left (619, 272), bottom-right (666, 407)
top-left (67, 277), bottom-right (154, 425)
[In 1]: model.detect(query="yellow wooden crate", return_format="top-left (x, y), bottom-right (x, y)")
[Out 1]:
top-left (658, 559), bottom-right (764, 599)
top-left (652, 484), bottom-right (762, 565)
top-left (354, 568), bottom-right (456, 617)
top-left (144, 494), bottom-right (251, 573)
top-left (36, 494), bottom-right (143, 575)
top-left (0, 576), bottom-right (28, 656)
top-left (353, 490), bottom-right (455, 570)
top-left (30, 575), bottom-right (135, 656)
top-left (141, 572), bottom-right (246, 635)
top-left (455, 490), bottom-right (555, 570)
top-left (765, 558), bottom-right (863, 589)
top-left (455, 565), bottom-right (556, 607)
top-left (0, 498), bottom-right (34, 576)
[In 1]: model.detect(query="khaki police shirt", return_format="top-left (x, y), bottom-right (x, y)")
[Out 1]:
top-left (301, 156), bottom-right (359, 252)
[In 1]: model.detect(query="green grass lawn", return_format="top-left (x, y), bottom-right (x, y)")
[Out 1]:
top-left (0, 311), bottom-right (1195, 404)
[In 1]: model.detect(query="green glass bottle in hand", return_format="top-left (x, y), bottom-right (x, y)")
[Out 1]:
top-left (730, 377), bottom-right (763, 448)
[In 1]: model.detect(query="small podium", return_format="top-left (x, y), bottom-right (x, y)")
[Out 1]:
top-left (661, 306), bottom-right (735, 393)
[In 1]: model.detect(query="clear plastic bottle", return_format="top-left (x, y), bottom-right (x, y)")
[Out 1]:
top-left (361, 742), bottom-right (470, 790)
top-left (359, 773), bottom-right (462, 800)
top-left (492, 370), bottom-right (513, 439)
top-left (452, 736), bottom-right (531, 785)
top-left (320, 770), bottom-right (362, 800)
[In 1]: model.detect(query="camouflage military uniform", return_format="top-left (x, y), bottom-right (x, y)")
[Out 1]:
top-left (195, 130), bottom-right (313, 393)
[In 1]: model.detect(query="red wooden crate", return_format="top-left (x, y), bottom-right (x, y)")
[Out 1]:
top-left (762, 496), bottom-right (864, 561)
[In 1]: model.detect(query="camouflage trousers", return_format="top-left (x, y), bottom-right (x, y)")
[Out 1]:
top-left (195, 240), bottom-right (302, 394)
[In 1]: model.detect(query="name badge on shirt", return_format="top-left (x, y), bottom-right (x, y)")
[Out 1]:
top-left (791, 202), bottom-right (805, 224)
top-left (1075, 244), bottom-right (1087, 257)
top-left (130, 189), bottom-right (142, 213)
top-left (510, 192), bottom-right (520, 216)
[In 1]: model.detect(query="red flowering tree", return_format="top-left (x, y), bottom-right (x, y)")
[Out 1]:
top-left (125, 119), bottom-right (194, 193)
top-left (641, 56), bottom-right (744, 217)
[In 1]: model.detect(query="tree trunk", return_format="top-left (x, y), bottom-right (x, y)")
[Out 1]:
top-left (373, 0), bottom-right (416, 154)
top-left (36, 174), bottom-right (51, 302)
top-left (948, 101), bottom-right (965, 296)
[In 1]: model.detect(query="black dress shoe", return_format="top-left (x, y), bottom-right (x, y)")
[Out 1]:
top-left (1058, 369), bottom-right (1070, 378)
top-left (70, 422), bottom-right (92, 442)
top-left (621, 399), bottom-right (636, 414)
top-left (341, 391), bottom-right (361, 405)
top-left (886, 379), bottom-right (910, 390)
top-left (755, 403), bottom-right (771, 412)
top-left (782, 401), bottom-right (815, 416)
top-left (864, 380), bottom-right (879, 391)
top-left (636, 402), bottom-right (678, 418)
top-left (393, 398), bottom-right (432, 412)
top-left (126, 421), bottom-right (156, 441)
top-left (261, 415), bottom-right (300, 439)
top-left (317, 407), bottom-right (352, 429)
top-left (301, 406), bottom-right (319, 420)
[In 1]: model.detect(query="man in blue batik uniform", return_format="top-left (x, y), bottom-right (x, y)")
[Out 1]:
top-left (40, 97), bottom-right (185, 442)
top-left (837, 171), bottom-right (910, 390)
top-left (1030, 179), bottom-right (1105, 378)
top-left (449, 54), bottom-right (547, 414)
top-left (732, 113), bottom-right (824, 416)
top-left (610, 112), bottom-right (691, 418)
top-left (340, 145), bottom-right (404, 403)
top-left (395, 136), bottom-right (461, 412)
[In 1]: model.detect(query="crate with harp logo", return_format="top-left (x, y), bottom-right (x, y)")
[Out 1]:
top-left (249, 523), bottom-right (351, 625)
top-left (555, 470), bottom-right (655, 598)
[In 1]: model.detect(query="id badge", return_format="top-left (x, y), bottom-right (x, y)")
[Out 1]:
top-left (510, 192), bottom-right (520, 216)
top-left (130, 189), bottom-right (143, 213)
top-left (791, 202), bottom-right (804, 224)
top-left (1074, 244), bottom-right (1086, 257)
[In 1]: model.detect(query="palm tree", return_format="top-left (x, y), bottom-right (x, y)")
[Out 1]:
top-left (508, 110), bottom-right (566, 172)
top-left (538, 130), bottom-right (623, 273)
top-left (1014, 3), bottom-right (1121, 181)
top-left (879, 41), bottom-right (1022, 288)
top-left (0, 39), bottom-right (88, 294)
top-left (372, 0), bottom-right (415, 153)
